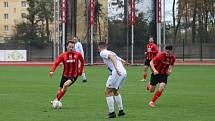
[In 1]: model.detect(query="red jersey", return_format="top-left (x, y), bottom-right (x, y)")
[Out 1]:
top-left (146, 43), bottom-right (158, 60)
top-left (50, 51), bottom-right (84, 77)
top-left (152, 52), bottom-right (176, 75)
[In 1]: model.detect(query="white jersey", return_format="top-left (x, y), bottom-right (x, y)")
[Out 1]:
top-left (74, 41), bottom-right (84, 58)
top-left (100, 49), bottom-right (126, 89)
top-left (100, 49), bottom-right (125, 73)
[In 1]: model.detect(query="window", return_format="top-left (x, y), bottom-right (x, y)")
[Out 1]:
top-left (4, 25), bottom-right (9, 32)
top-left (4, 37), bottom-right (9, 40)
top-left (14, 19), bottom-right (17, 25)
top-left (4, 2), bottom-right (8, 8)
top-left (4, 13), bottom-right (9, 20)
top-left (21, 1), bottom-right (27, 7)
top-left (21, 13), bottom-right (26, 18)
top-left (14, 8), bottom-right (16, 14)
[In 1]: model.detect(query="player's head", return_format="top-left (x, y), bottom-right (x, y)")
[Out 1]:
top-left (98, 42), bottom-right (107, 52)
top-left (149, 37), bottom-right (154, 43)
top-left (165, 45), bottom-right (173, 56)
top-left (66, 40), bottom-right (75, 52)
top-left (73, 36), bottom-right (79, 43)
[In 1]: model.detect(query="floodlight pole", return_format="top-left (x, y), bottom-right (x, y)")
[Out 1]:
top-left (163, 0), bottom-right (165, 51)
top-left (57, 0), bottom-right (60, 55)
top-left (54, 0), bottom-right (56, 59)
top-left (62, 0), bottom-right (66, 52)
top-left (131, 25), bottom-right (134, 65)
top-left (90, 0), bottom-right (94, 65)
top-left (157, 0), bottom-right (162, 52)
top-left (130, 0), bottom-right (135, 65)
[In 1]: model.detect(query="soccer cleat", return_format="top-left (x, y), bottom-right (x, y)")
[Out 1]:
top-left (107, 112), bottom-right (116, 118)
top-left (148, 101), bottom-right (155, 108)
top-left (82, 79), bottom-right (87, 83)
top-left (51, 99), bottom-right (59, 104)
top-left (140, 79), bottom-right (146, 82)
top-left (118, 110), bottom-right (125, 117)
top-left (146, 83), bottom-right (150, 91)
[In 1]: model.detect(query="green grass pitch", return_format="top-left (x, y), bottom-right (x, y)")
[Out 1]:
top-left (0, 65), bottom-right (214, 121)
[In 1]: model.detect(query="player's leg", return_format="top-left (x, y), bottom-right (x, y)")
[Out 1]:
top-left (147, 73), bottom-right (157, 92)
top-left (82, 69), bottom-right (87, 83)
top-left (141, 59), bottom-right (150, 81)
top-left (148, 74), bottom-right (159, 107)
top-left (55, 77), bottom-right (76, 101)
top-left (105, 87), bottom-right (116, 118)
top-left (113, 89), bottom-right (125, 117)
top-left (148, 75), bottom-right (167, 107)
top-left (78, 61), bottom-right (87, 83)
top-left (51, 87), bottom-right (62, 104)
top-left (143, 65), bottom-right (148, 81)
top-left (149, 83), bottom-right (166, 107)
top-left (53, 76), bottom-right (66, 101)
top-left (113, 72), bottom-right (126, 116)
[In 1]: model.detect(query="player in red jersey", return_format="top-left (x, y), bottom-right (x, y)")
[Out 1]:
top-left (146, 45), bottom-right (176, 107)
top-left (49, 40), bottom-right (84, 102)
top-left (141, 37), bottom-right (158, 82)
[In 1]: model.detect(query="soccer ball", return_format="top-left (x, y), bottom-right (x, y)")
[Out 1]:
top-left (52, 100), bottom-right (62, 109)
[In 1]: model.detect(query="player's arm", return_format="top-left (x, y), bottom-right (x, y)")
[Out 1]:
top-left (151, 44), bottom-right (158, 53)
top-left (168, 56), bottom-right (176, 75)
top-left (167, 66), bottom-right (172, 75)
top-left (78, 53), bottom-right (85, 76)
top-left (117, 56), bottom-right (127, 66)
top-left (121, 58), bottom-right (127, 66)
top-left (49, 55), bottom-right (62, 77)
top-left (79, 44), bottom-right (84, 59)
top-left (109, 53), bottom-right (121, 76)
top-left (150, 56), bottom-right (159, 75)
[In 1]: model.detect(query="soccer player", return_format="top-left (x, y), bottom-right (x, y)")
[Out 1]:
top-left (98, 42), bottom-right (127, 118)
top-left (49, 40), bottom-right (84, 103)
top-left (146, 45), bottom-right (176, 107)
top-left (141, 37), bottom-right (158, 82)
top-left (73, 36), bottom-right (88, 83)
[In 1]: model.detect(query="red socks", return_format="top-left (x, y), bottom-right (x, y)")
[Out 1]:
top-left (144, 73), bottom-right (147, 80)
top-left (56, 90), bottom-right (65, 101)
top-left (151, 91), bottom-right (162, 103)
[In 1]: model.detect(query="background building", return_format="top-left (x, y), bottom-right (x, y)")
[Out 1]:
top-left (0, 0), bottom-right (28, 43)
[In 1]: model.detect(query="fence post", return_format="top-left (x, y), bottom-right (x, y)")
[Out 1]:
top-left (183, 39), bottom-right (184, 61)
top-left (200, 37), bottom-right (203, 62)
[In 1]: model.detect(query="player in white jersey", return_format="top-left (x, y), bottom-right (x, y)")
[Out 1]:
top-left (98, 42), bottom-right (127, 118)
top-left (73, 37), bottom-right (88, 83)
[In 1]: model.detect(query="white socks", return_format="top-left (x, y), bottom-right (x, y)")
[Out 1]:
top-left (114, 94), bottom-right (123, 110)
top-left (106, 96), bottom-right (114, 113)
top-left (82, 73), bottom-right (87, 80)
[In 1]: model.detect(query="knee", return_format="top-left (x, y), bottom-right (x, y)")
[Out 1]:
top-left (150, 89), bottom-right (155, 93)
top-left (62, 84), bottom-right (69, 91)
top-left (158, 88), bottom-right (164, 92)
top-left (158, 84), bottom-right (166, 92)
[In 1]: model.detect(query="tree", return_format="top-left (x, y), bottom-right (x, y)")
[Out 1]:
top-left (37, 0), bottom-right (54, 39)
top-left (11, 0), bottom-right (54, 48)
top-left (172, 0), bottom-right (184, 43)
top-left (94, 0), bottom-right (102, 41)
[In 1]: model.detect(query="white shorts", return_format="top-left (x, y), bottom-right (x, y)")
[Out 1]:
top-left (106, 70), bottom-right (127, 89)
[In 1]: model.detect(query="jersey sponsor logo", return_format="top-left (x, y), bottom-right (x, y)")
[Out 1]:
top-left (67, 59), bottom-right (75, 63)
top-left (162, 58), bottom-right (170, 65)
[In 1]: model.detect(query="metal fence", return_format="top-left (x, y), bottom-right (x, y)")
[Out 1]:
top-left (0, 0), bottom-right (215, 63)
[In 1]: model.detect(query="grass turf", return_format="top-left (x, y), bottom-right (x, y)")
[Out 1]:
top-left (0, 65), bottom-right (214, 121)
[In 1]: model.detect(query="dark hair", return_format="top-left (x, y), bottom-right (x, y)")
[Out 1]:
top-left (98, 42), bottom-right (107, 48)
top-left (165, 45), bottom-right (173, 50)
top-left (67, 40), bottom-right (75, 45)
